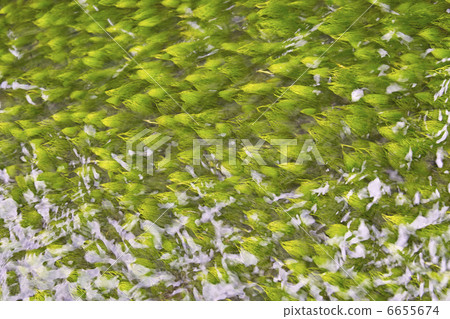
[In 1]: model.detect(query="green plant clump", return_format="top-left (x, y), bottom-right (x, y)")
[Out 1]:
top-left (0, 0), bottom-right (449, 300)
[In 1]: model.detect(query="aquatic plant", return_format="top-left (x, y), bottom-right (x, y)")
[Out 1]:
top-left (0, 0), bottom-right (449, 300)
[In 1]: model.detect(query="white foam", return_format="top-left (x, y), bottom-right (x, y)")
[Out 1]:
top-left (386, 83), bottom-right (404, 94)
top-left (351, 89), bottom-right (364, 102)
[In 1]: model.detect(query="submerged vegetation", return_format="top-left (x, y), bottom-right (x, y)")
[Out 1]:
top-left (0, 0), bottom-right (449, 300)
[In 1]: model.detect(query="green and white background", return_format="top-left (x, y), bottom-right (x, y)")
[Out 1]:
top-left (0, 0), bottom-right (449, 301)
